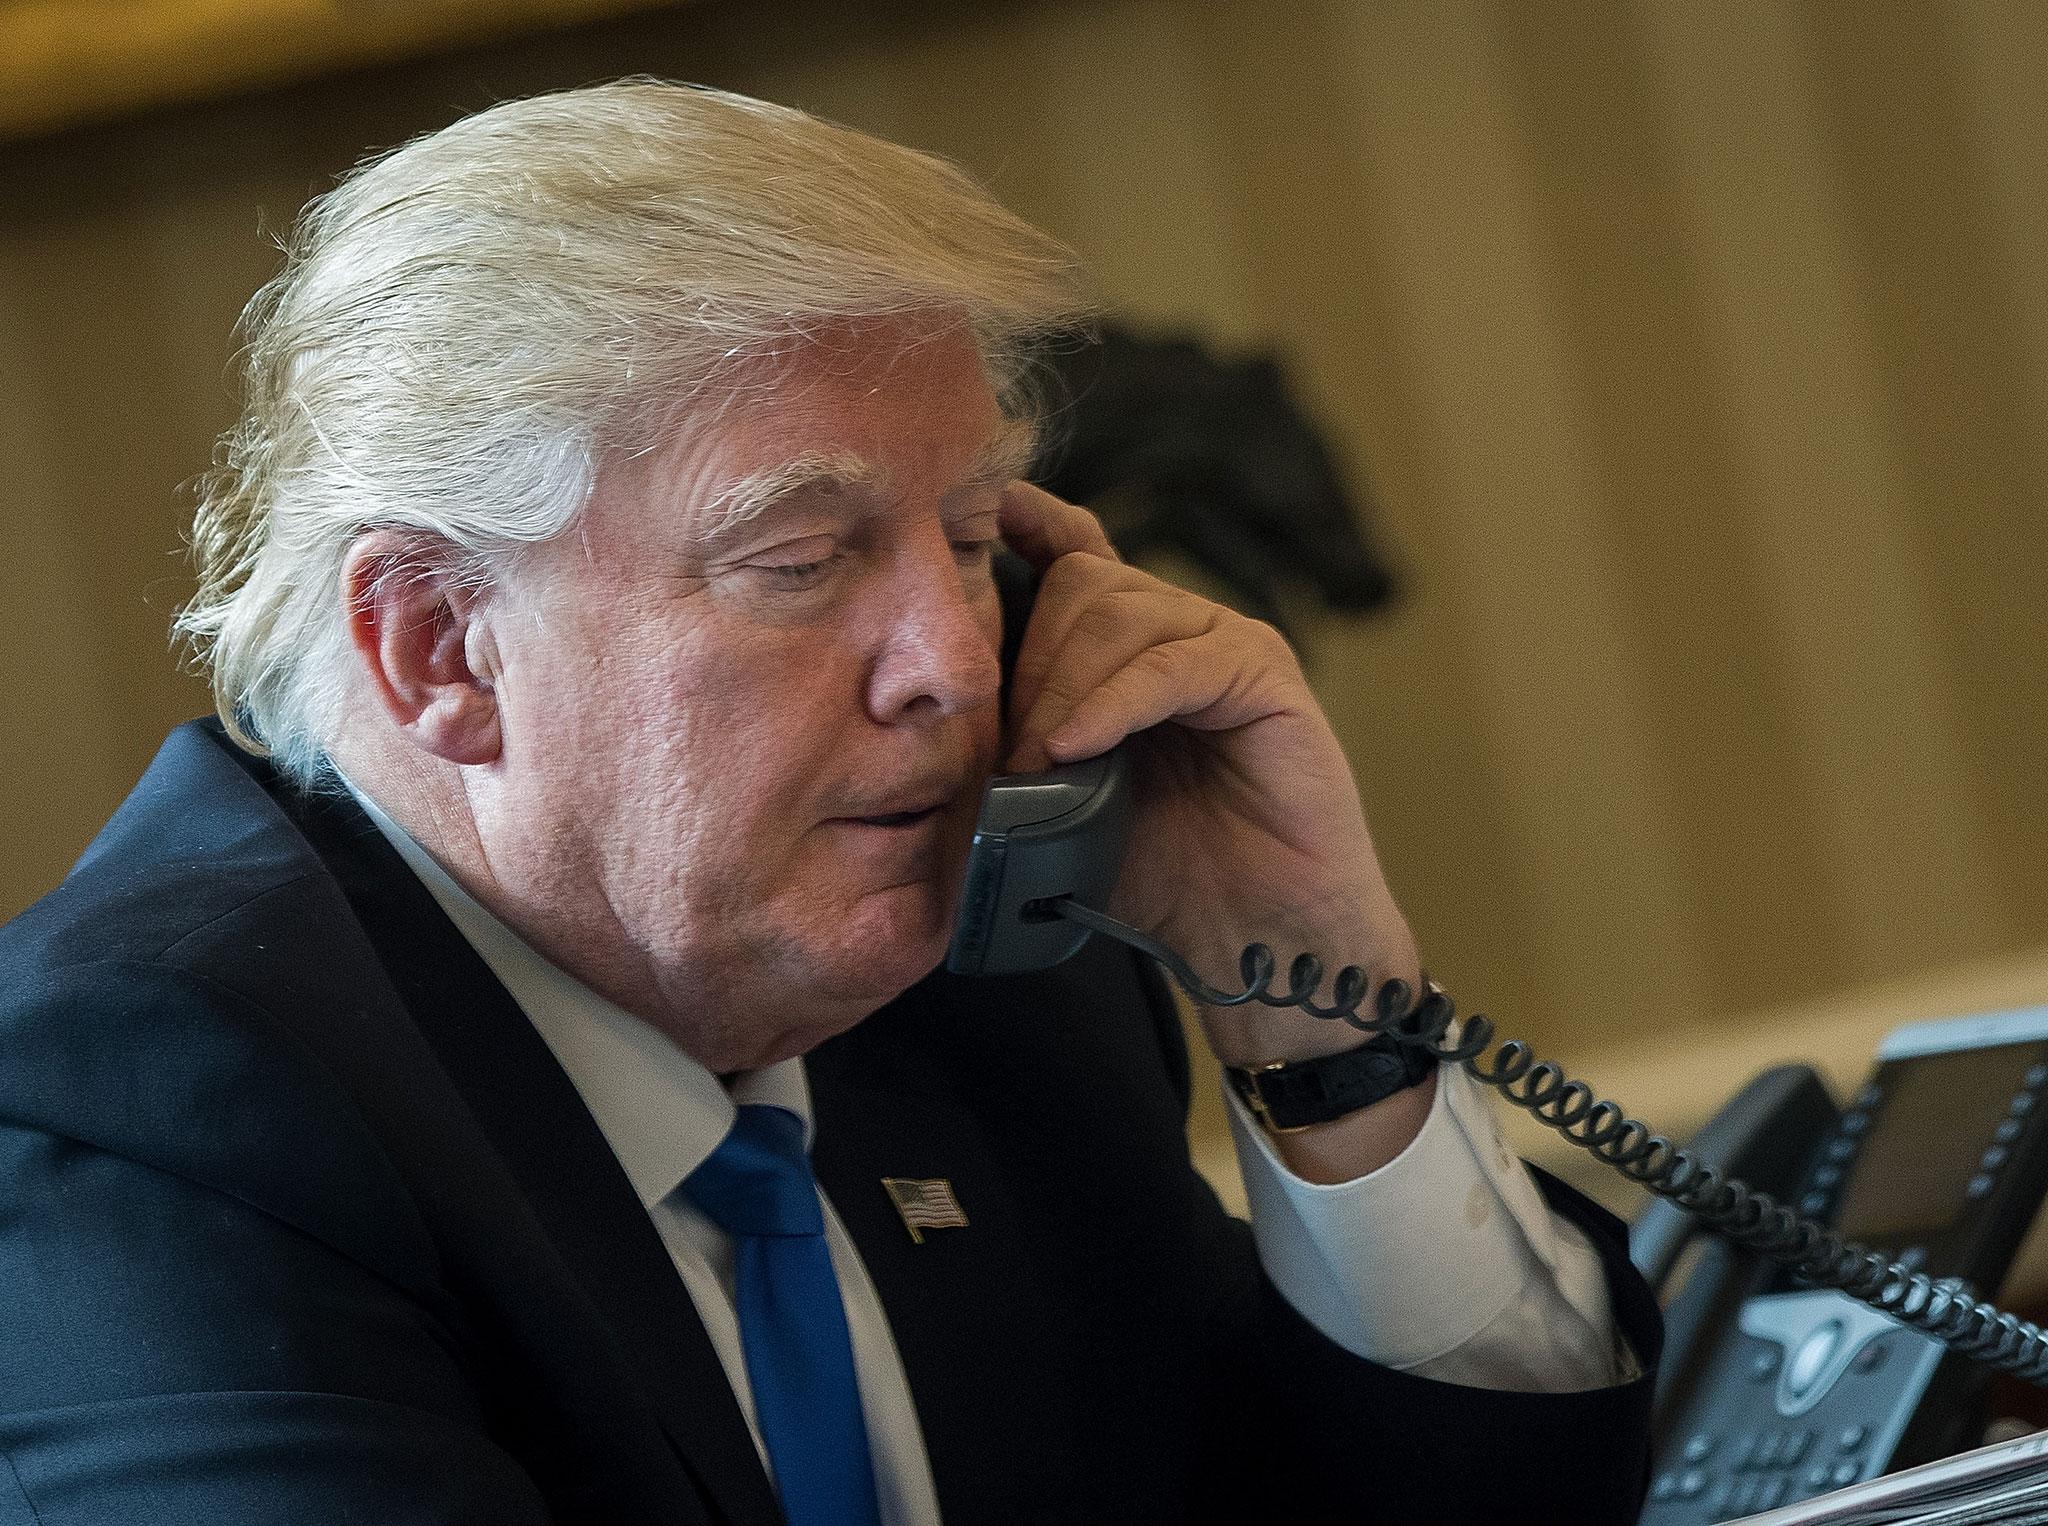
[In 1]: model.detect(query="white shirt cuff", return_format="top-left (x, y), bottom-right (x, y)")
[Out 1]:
top-left (1228, 1060), bottom-right (1631, 1389)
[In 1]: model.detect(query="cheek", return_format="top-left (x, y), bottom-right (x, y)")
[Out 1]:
top-left (620, 622), bottom-right (855, 830)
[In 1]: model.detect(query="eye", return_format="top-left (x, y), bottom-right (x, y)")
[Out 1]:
top-left (951, 537), bottom-right (997, 569)
top-left (752, 553), bottom-right (844, 590)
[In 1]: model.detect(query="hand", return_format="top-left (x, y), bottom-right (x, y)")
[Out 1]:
top-left (998, 483), bottom-right (1423, 1083)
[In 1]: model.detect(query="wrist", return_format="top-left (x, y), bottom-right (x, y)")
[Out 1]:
top-left (1226, 1029), bottom-right (1438, 1133)
top-left (1262, 1068), bottom-right (1438, 1185)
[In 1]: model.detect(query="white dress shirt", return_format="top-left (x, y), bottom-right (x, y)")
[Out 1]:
top-left (349, 786), bottom-right (1633, 1525)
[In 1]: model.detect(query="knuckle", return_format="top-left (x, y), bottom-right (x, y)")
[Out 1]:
top-left (1037, 551), bottom-right (1098, 602)
top-left (1071, 600), bottom-right (1129, 647)
top-left (1130, 643), bottom-right (1181, 680)
top-left (1237, 613), bottom-right (1299, 667)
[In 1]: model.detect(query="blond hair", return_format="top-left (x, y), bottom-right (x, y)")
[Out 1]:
top-left (177, 79), bottom-right (1088, 787)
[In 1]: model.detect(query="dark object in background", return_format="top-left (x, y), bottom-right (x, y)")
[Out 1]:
top-left (1029, 324), bottom-right (1397, 650)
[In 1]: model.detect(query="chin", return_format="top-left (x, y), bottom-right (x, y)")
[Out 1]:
top-left (808, 883), bottom-right (955, 1003)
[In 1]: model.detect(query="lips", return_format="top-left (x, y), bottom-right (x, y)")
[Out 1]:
top-left (857, 807), bottom-right (941, 827)
top-left (834, 779), bottom-right (966, 828)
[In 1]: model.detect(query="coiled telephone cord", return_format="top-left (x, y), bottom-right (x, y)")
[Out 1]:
top-left (1053, 898), bottom-right (2048, 1387)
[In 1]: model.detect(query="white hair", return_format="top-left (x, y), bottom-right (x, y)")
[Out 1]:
top-left (176, 78), bottom-right (1090, 788)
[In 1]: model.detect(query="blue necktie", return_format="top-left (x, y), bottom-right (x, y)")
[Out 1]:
top-left (682, 1103), bottom-right (883, 1526)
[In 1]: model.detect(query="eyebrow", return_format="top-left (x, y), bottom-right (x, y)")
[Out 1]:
top-left (697, 416), bottom-right (1040, 548)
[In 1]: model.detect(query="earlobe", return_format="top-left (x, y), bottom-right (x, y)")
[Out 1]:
top-left (341, 533), bottom-right (504, 767)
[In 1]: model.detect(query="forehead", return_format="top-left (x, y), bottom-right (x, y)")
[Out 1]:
top-left (634, 320), bottom-right (1027, 545)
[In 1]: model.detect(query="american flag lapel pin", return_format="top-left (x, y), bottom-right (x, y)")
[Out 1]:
top-left (881, 1178), bottom-right (969, 1244)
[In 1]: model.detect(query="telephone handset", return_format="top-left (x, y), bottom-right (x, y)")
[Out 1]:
top-left (945, 746), bottom-right (2048, 1518)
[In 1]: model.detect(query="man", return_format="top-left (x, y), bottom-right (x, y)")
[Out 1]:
top-left (0, 81), bottom-right (1657, 1523)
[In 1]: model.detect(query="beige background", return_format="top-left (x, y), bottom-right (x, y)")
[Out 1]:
top-left (5, 0), bottom-right (2047, 1212)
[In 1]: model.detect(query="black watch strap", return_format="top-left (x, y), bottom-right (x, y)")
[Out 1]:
top-left (1227, 1033), bottom-right (1437, 1133)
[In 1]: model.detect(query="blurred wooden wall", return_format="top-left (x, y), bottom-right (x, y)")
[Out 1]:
top-left (4, 0), bottom-right (2046, 1120)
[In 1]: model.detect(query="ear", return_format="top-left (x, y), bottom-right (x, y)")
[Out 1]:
top-left (341, 530), bottom-right (503, 767)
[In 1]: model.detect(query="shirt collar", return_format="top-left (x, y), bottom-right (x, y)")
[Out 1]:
top-left (340, 773), bottom-right (813, 1211)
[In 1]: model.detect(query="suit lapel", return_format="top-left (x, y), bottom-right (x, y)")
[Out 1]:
top-left (807, 1000), bottom-right (1090, 1525)
top-left (288, 786), bottom-right (784, 1526)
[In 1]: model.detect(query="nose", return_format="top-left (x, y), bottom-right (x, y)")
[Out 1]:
top-left (865, 531), bottom-right (1002, 724)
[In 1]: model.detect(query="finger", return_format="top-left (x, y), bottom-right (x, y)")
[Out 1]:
top-left (1039, 623), bottom-right (1294, 766)
top-left (1006, 585), bottom-right (1212, 770)
top-left (1005, 553), bottom-right (1168, 737)
top-left (998, 480), bottom-right (1121, 570)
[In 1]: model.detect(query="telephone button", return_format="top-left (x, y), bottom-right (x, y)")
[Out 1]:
top-left (1831, 1459), bottom-right (1863, 1488)
top-left (2024, 1063), bottom-right (2046, 1088)
top-left (1997, 1117), bottom-right (2024, 1144)
top-left (1836, 1423), bottom-right (1867, 1452)
top-left (1847, 1334), bottom-right (1893, 1377)
top-left (1982, 1144), bottom-right (2010, 1171)
top-left (1839, 1110), bottom-right (1870, 1136)
top-left (1650, 1471), bottom-right (1679, 1502)
top-left (1682, 1432), bottom-right (1717, 1464)
top-left (1803, 1462), bottom-right (1832, 1493)
top-left (1778, 1429), bottom-right (1814, 1466)
top-left (2010, 1093), bottom-right (2035, 1116)
top-left (1967, 1172), bottom-right (1996, 1199)
top-left (1742, 1292), bottom-right (1902, 1417)
top-left (1810, 1164), bottom-right (1842, 1189)
top-left (1786, 1321), bottom-right (1844, 1399)
top-left (1677, 1468), bottom-right (1708, 1499)
top-left (1800, 1191), bottom-right (1831, 1216)
top-left (1825, 1137), bottom-right (1858, 1162)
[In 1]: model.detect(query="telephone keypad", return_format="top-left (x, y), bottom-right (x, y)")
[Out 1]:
top-left (1652, 1408), bottom-right (1877, 1522)
top-left (1646, 1319), bottom-right (1943, 1522)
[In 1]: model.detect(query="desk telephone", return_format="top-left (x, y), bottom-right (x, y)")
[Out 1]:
top-left (945, 740), bottom-right (2048, 1522)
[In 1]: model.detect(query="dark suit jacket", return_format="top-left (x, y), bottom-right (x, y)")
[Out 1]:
top-left (0, 721), bottom-right (1659, 1524)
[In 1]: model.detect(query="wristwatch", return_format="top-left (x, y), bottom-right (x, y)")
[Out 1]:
top-left (1227, 1033), bottom-right (1437, 1133)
